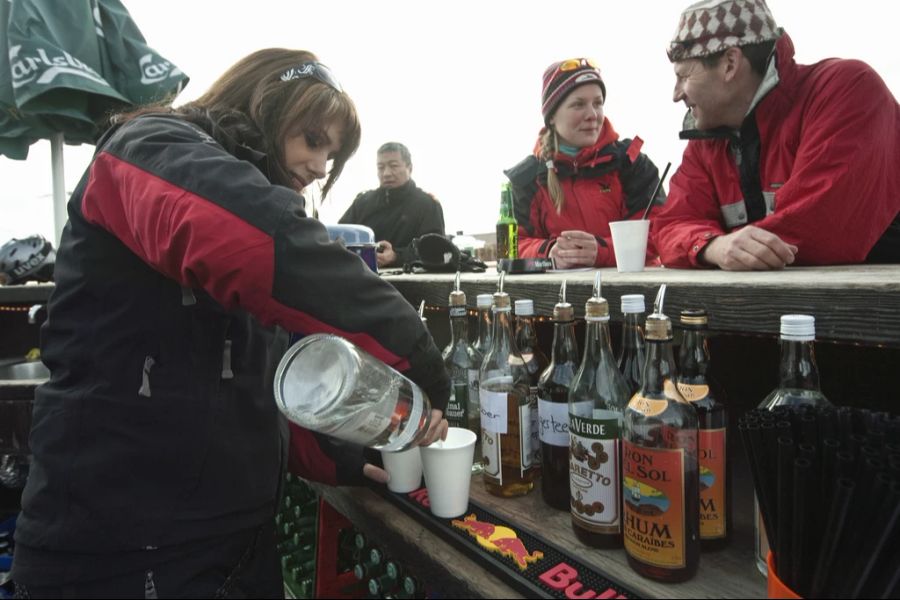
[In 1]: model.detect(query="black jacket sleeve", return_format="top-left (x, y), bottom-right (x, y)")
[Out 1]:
top-left (83, 116), bottom-right (450, 412)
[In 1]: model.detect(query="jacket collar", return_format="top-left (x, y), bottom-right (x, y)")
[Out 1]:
top-left (379, 179), bottom-right (416, 203)
top-left (541, 117), bottom-right (621, 169)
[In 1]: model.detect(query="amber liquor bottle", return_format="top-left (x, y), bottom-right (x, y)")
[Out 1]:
top-left (623, 285), bottom-right (700, 582)
top-left (676, 308), bottom-right (730, 551)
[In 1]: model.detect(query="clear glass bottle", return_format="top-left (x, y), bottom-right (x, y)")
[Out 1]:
top-left (443, 273), bottom-right (483, 472)
top-left (754, 314), bottom-right (832, 574)
top-left (623, 285), bottom-right (700, 582)
top-left (275, 334), bottom-right (431, 452)
top-left (569, 274), bottom-right (630, 548)
top-left (538, 281), bottom-right (579, 511)
top-left (515, 298), bottom-right (549, 470)
top-left (617, 294), bottom-right (646, 397)
top-left (496, 183), bottom-right (518, 259)
top-left (479, 274), bottom-right (537, 497)
top-left (473, 293), bottom-right (493, 358)
top-left (676, 308), bottom-right (730, 551)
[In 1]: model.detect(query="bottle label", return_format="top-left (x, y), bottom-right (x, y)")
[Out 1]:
top-left (527, 388), bottom-right (540, 466)
top-left (538, 398), bottom-right (569, 446)
top-left (480, 389), bottom-right (508, 434)
top-left (676, 382), bottom-right (709, 402)
top-left (446, 380), bottom-right (468, 428)
top-left (569, 411), bottom-right (621, 531)
top-left (449, 306), bottom-right (467, 318)
top-left (482, 429), bottom-right (502, 482)
top-left (628, 381), bottom-right (683, 417)
top-left (628, 395), bottom-right (669, 418)
top-left (521, 399), bottom-right (537, 472)
top-left (699, 428), bottom-right (727, 540)
top-left (623, 440), bottom-right (687, 569)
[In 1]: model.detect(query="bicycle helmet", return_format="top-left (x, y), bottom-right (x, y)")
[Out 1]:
top-left (0, 235), bottom-right (56, 285)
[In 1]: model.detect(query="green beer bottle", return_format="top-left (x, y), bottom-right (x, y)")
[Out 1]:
top-left (496, 183), bottom-right (518, 259)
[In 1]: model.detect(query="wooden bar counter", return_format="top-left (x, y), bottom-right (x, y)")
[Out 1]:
top-left (381, 264), bottom-right (900, 347)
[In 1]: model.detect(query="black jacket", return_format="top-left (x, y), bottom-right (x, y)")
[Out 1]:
top-left (14, 115), bottom-right (449, 576)
top-left (339, 180), bottom-right (445, 266)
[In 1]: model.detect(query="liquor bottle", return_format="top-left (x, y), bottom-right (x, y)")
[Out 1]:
top-left (754, 314), bottom-right (832, 574)
top-left (275, 334), bottom-right (432, 452)
top-left (496, 183), bottom-right (518, 259)
top-left (473, 293), bottom-right (493, 358)
top-left (617, 294), bottom-right (646, 397)
top-left (537, 281), bottom-right (579, 511)
top-left (676, 308), bottom-right (730, 551)
top-left (515, 298), bottom-right (549, 469)
top-left (760, 315), bottom-right (831, 410)
top-left (568, 273), bottom-right (630, 548)
top-left (443, 273), bottom-right (483, 472)
top-left (623, 284), bottom-right (700, 582)
top-left (479, 273), bottom-right (538, 497)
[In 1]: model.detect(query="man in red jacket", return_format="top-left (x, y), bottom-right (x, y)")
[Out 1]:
top-left (653, 0), bottom-right (900, 270)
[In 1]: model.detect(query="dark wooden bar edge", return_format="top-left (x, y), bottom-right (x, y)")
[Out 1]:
top-left (316, 476), bottom-right (766, 599)
top-left (382, 265), bottom-right (900, 347)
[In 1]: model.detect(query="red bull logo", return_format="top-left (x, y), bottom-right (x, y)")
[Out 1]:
top-left (452, 514), bottom-right (544, 570)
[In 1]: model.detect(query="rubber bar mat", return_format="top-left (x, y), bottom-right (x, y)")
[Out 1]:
top-left (377, 486), bottom-right (642, 599)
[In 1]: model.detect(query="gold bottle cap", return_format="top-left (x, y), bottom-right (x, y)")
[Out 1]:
top-left (449, 290), bottom-right (466, 307)
top-left (645, 314), bottom-right (673, 340)
top-left (584, 296), bottom-right (609, 319)
top-left (554, 280), bottom-right (573, 321)
top-left (646, 284), bottom-right (672, 340)
top-left (492, 291), bottom-right (511, 309)
top-left (554, 302), bottom-right (574, 321)
top-left (680, 308), bottom-right (708, 327)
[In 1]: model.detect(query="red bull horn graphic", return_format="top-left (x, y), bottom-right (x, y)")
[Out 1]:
top-left (452, 514), bottom-right (544, 570)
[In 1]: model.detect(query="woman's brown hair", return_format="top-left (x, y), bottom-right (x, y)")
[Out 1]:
top-left (113, 48), bottom-right (361, 197)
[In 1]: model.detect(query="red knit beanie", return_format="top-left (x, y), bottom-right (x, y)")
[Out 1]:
top-left (541, 58), bottom-right (605, 124)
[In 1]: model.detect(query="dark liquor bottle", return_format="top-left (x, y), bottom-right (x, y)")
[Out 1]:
top-left (537, 281), bottom-right (579, 510)
top-left (515, 298), bottom-right (549, 469)
top-left (568, 273), bottom-right (630, 548)
top-left (623, 285), bottom-right (700, 582)
top-left (496, 183), bottom-right (518, 259)
top-left (754, 314), bottom-right (832, 574)
top-left (617, 294), bottom-right (646, 397)
top-left (479, 273), bottom-right (538, 497)
top-left (443, 272), bottom-right (482, 471)
top-left (676, 308), bottom-right (730, 551)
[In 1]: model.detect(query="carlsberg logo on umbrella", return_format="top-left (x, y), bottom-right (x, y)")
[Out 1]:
top-left (10, 45), bottom-right (108, 89)
top-left (140, 54), bottom-right (182, 85)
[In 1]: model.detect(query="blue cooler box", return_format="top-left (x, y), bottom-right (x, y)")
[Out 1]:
top-left (325, 224), bottom-right (378, 273)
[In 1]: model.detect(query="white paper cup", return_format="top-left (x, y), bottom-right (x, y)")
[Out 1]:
top-left (381, 447), bottom-right (423, 493)
top-left (609, 219), bottom-right (650, 273)
top-left (420, 427), bottom-right (477, 518)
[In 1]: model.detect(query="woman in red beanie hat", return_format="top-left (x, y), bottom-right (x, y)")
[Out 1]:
top-left (505, 58), bottom-right (665, 269)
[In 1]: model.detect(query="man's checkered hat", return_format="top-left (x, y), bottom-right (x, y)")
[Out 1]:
top-left (667, 0), bottom-right (779, 62)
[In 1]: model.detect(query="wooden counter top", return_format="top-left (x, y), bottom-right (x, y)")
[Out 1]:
top-left (382, 265), bottom-right (900, 347)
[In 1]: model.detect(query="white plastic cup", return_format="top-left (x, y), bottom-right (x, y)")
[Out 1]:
top-left (380, 447), bottom-right (423, 493)
top-left (609, 219), bottom-right (651, 273)
top-left (419, 427), bottom-right (477, 518)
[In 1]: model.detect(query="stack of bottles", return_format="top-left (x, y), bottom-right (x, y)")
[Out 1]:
top-left (740, 405), bottom-right (900, 598)
top-left (444, 273), bottom-right (733, 583)
top-left (277, 473), bottom-right (319, 598)
top-left (350, 530), bottom-right (425, 599)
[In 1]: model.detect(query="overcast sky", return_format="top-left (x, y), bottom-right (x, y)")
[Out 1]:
top-left (2, 0), bottom-right (898, 244)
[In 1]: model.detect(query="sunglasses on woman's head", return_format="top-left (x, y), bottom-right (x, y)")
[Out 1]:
top-left (279, 62), bottom-right (343, 92)
top-left (558, 58), bottom-right (599, 72)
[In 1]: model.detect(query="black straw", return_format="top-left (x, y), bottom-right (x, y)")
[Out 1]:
top-left (640, 162), bottom-right (672, 220)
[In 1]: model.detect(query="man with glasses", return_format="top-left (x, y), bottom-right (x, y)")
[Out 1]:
top-left (340, 142), bottom-right (445, 268)
top-left (652, 0), bottom-right (900, 270)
